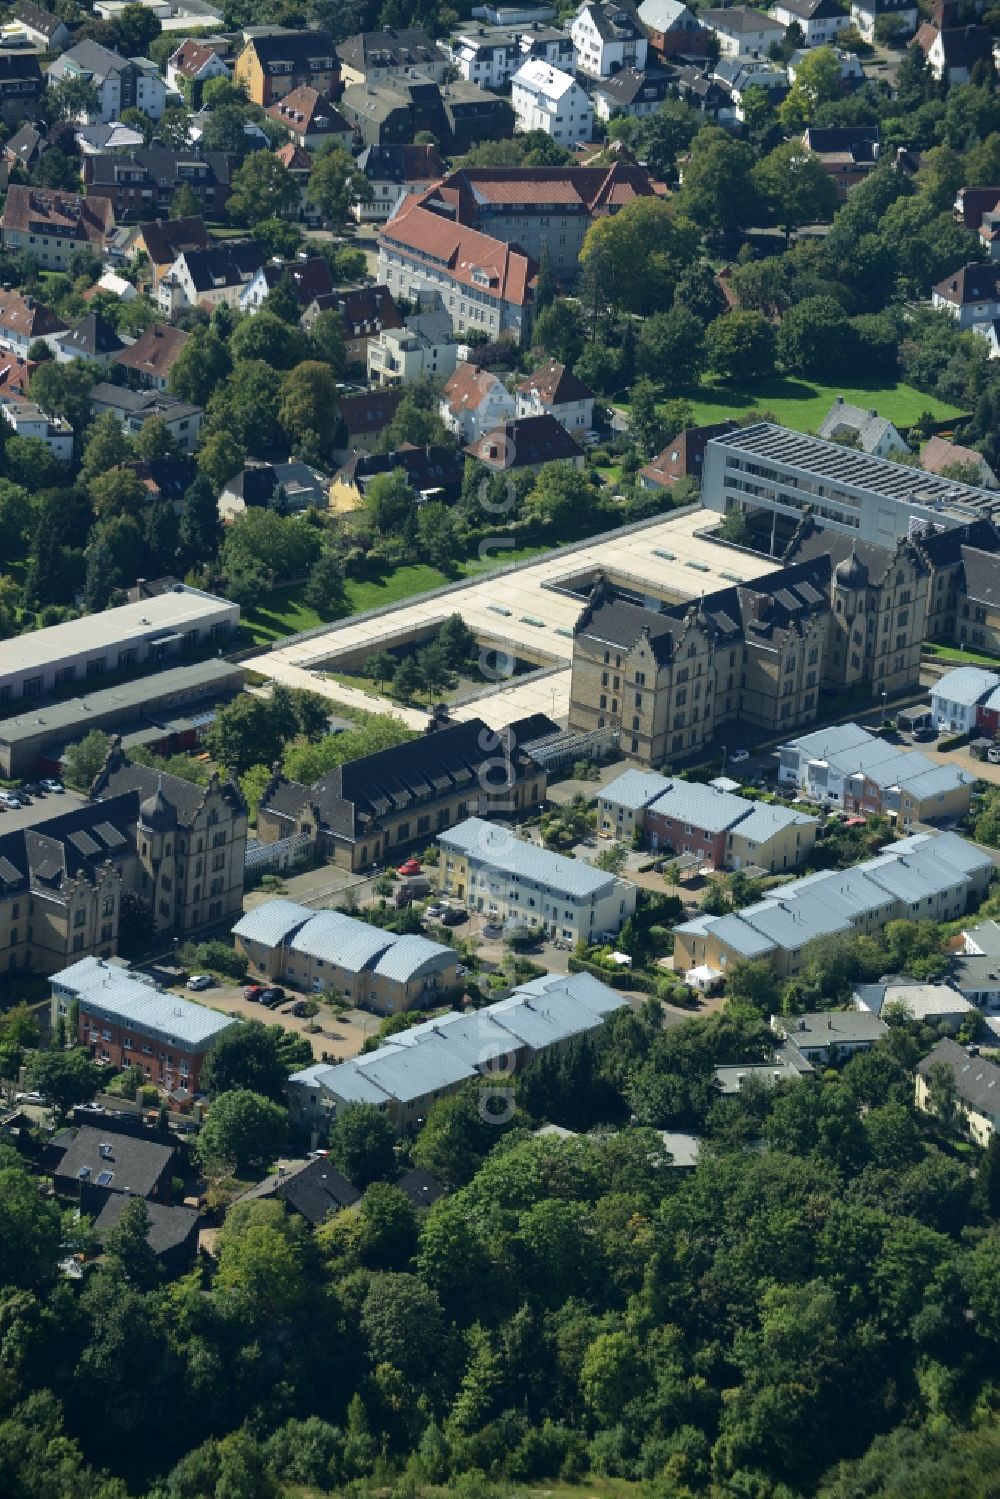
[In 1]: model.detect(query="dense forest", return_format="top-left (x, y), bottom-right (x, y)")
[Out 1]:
top-left (2, 984), bottom-right (999, 1499)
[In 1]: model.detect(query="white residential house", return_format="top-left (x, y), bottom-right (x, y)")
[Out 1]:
top-left (571, 0), bottom-right (648, 78)
top-left (699, 5), bottom-right (785, 56)
top-left (438, 816), bottom-right (637, 945)
top-left (46, 41), bottom-right (166, 123)
top-left (769, 0), bottom-right (852, 46)
top-left (931, 264), bottom-right (1000, 332)
top-left (511, 59), bottom-right (594, 142)
top-left (165, 39), bottom-right (231, 94)
top-left (515, 358), bottom-right (596, 433)
top-left (930, 665), bottom-right (1000, 733)
top-left (440, 363), bottom-right (516, 443)
top-left (157, 242), bottom-right (265, 314)
top-left (817, 397), bottom-right (909, 459)
top-left (0, 394), bottom-right (72, 460)
top-left (849, 0), bottom-right (917, 43)
top-left (368, 308), bottom-right (458, 388)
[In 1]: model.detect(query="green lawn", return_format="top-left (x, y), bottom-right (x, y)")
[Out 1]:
top-left (684, 377), bottom-right (965, 434)
top-left (925, 642), bottom-right (1000, 667)
top-left (239, 545), bottom-right (552, 647)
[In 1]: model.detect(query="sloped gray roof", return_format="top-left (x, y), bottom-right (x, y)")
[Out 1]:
top-left (440, 817), bottom-right (617, 899)
top-left (931, 665), bottom-right (999, 707)
top-left (289, 910), bottom-right (395, 972)
top-left (233, 898), bottom-right (313, 947)
top-left (600, 768), bottom-right (672, 811)
top-left (371, 934), bottom-right (455, 983)
top-left (917, 1037), bottom-right (1000, 1117)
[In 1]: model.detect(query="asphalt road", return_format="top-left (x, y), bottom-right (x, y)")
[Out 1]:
top-left (0, 786), bottom-right (87, 831)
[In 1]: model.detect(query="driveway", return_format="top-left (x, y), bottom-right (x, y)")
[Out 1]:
top-left (171, 982), bottom-right (375, 1063)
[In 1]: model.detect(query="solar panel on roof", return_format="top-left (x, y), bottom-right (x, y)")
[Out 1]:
top-left (68, 830), bottom-right (100, 857)
top-left (93, 822), bottom-right (126, 849)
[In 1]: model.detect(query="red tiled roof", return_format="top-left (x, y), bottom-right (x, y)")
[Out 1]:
top-left (0, 353), bottom-right (33, 394)
top-left (443, 362), bottom-right (503, 415)
top-left (112, 323), bottom-right (189, 378)
top-left (274, 142), bottom-right (313, 171)
top-left (168, 40), bottom-right (221, 78)
top-left (380, 198), bottom-right (535, 307)
top-left (0, 289), bottom-right (67, 339)
top-left (921, 433), bottom-right (989, 477)
top-left (639, 422), bottom-right (738, 488)
top-left (266, 85), bottom-right (349, 136)
top-left (515, 358), bottom-right (594, 407)
top-left (418, 160), bottom-right (659, 220)
top-left (1, 185), bottom-right (112, 244)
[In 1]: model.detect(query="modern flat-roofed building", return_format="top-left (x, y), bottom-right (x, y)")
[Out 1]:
top-left (287, 969), bottom-right (626, 1132)
top-left (0, 658), bottom-right (242, 778)
top-left (233, 899), bottom-right (461, 1014)
top-left (51, 955), bottom-right (235, 1093)
top-left (673, 829), bottom-right (994, 981)
top-left (702, 421), bottom-right (1000, 548)
top-left (853, 978), bottom-right (976, 1031)
top-left (438, 815), bottom-right (636, 942)
top-left (0, 585), bottom-right (237, 706)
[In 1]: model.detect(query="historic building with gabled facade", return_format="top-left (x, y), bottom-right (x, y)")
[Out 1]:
top-left (569, 536), bottom-right (931, 765)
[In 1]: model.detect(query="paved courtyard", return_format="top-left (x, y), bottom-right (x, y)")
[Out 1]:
top-left (250, 508), bottom-right (773, 728)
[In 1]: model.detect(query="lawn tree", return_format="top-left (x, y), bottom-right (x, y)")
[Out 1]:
top-left (779, 46), bottom-right (843, 130)
top-left (636, 307), bottom-right (707, 391)
top-left (365, 650), bottom-right (396, 690)
top-left (169, 327), bottom-right (232, 407)
top-left (194, 1089), bottom-right (289, 1178)
top-left (326, 1103), bottom-right (397, 1187)
top-left (279, 361), bottom-right (339, 462)
top-left (675, 129), bottom-right (757, 246)
top-left (303, 551), bottom-right (346, 618)
top-left (28, 1049), bottom-right (102, 1117)
top-left (227, 153), bottom-right (298, 226)
top-left (200, 1021), bottom-right (293, 1102)
top-left (579, 197), bottom-right (700, 315)
top-left (179, 473), bottom-right (223, 564)
top-left (706, 310), bottom-right (777, 382)
top-left (752, 142), bottom-right (841, 243)
top-left (391, 656), bottom-right (423, 702)
top-left (206, 695), bottom-right (290, 775)
top-left (307, 146), bottom-right (374, 225)
top-left (308, 308), bottom-right (348, 377)
top-left (230, 312), bottom-right (312, 372)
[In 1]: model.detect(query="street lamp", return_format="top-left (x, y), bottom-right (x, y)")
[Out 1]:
top-left (881, 690), bottom-right (887, 725)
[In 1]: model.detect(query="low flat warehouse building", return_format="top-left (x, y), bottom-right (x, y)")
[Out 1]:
top-left (233, 899), bottom-right (461, 1014)
top-left (0, 659), bottom-right (243, 778)
top-left (51, 955), bottom-right (235, 1093)
top-left (701, 421), bottom-right (1000, 547)
top-left (0, 585), bottom-right (238, 705)
top-left (438, 815), bottom-right (636, 942)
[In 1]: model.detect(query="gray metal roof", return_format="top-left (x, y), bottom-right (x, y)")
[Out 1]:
top-left (289, 910), bottom-right (395, 972)
top-left (233, 898), bottom-right (312, 948)
top-left (854, 980), bottom-right (973, 1020)
top-left (353, 1038), bottom-right (475, 1105)
top-left (600, 768), bottom-right (672, 812)
top-left (647, 779), bottom-right (754, 835)
top-left (782, 1009), bottom-right (888, 1046)
top-left (917, 1037), bottom-right (1000, 1117)
top-left (52, 956), bottom-right (235, 1050)
top-left (514, 969), bottom-right (628, 1015)
top-left (963, 918), bottom-right (1000, 956)
top-left (731, 803), bottom-right (816, 843)
top-left (783, 721), bottom-right (876, 762)
top-left (371, 934), bottom-right (456, 983)
top-left (930, 665), bottom-right (999, 707)
top-left (440, 817), bottom-right (617, 899)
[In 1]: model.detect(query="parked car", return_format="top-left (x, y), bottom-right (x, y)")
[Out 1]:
top-left (912, 726), bottom-right (937, 743)
top-left (988, 745), bottom-right (1000, 765)
top-left (22, 781), bottom-right (46, 796)
top-left (186, 974), bottom-right (213, 991)
top-left (729, 748), bottom-right (751, 765)
top-left (441, 906), bottom-right (467, 926)
top-left (0, 791), bottom-right (21, 809)
top-left (40, 778), bottom-right (64, 793)
top-left (260, 986), bottom-right (285, 1006)
top-left (424, 903), bottom-right (447, 921)
top-left (243, 984), bottom-right (264, 1001)
top-left (292, 1001), bottom-right (310, 1018)
top-left (397, 857), bottom-right (422, 876)
top-left (482, 922), bottom-right (502, 939)
top-left (15, 1090), bottom-right (45, 1105)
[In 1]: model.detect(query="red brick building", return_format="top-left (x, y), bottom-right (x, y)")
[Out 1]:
top-left (52, 956), bottom-right (236, 1095)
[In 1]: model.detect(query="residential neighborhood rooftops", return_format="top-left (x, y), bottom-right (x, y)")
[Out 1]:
top-left (54, 1125), bottom-right (173, 1199)
top-left (779, 1009), bottom-right (889, 1047)
top-left (465, 414), bottom-right (582, 469)
top-left (439, 816), bottom-right (620, 899)
top-left (515, 358), bottom-right (594, 406)
top-left (932, 665), bottom-right (999, 705)
top-left (52, 956), bottom-right (236, 1050)
top-left (916, 1037), bottom-right (1000, 1116)
top-left (600, 768), bottom-right (673, 811)
top-left (854, 979), bottom-right (975, 1021)
top-left (112, 323), bottom-right (190, 381)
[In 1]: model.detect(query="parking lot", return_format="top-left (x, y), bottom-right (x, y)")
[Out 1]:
top-left (171, 980), bottom-right (379, 1063)
top-left (0, 784), bottom-right (86, 831)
